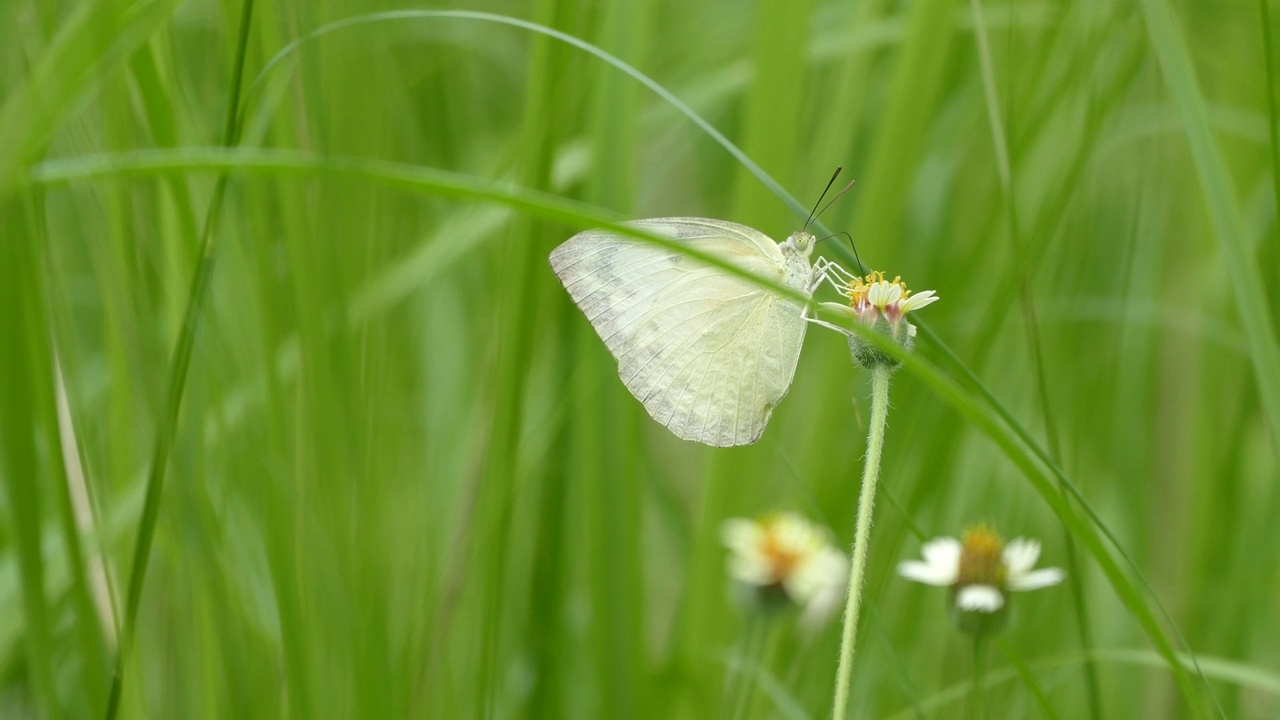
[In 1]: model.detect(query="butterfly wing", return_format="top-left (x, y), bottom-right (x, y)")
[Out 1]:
top-left (549, 217), bottom-right (809, 446)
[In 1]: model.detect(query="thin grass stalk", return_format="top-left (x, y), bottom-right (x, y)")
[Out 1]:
top-left (103, 1), bottom-right (255, 717)
top-left (832, 364), bottom-right (892, 719)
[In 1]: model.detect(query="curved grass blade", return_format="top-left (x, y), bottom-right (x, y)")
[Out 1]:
top-left (243, 9), bottom-right (819, 227)
top-left (29, 148), bottom-right (811, 307)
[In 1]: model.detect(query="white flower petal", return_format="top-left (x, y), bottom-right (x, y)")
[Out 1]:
top-left (793, 547), bottom-right (849, 626)
top-left (818, 301), bottom-right (857, 317)
top-left (897, 560), bottom-right (956, 586)
top-left (1007, 567), bottom-right (1065, 591)
top-left (722, 513), bottom-right (850, 604)
top-left (812, 547), bottom-right (851, 582)
top-left (799, 580), bottom-right (845, 630)
top-left (897, 537), bottom-right (961, 585)
top-left (786, 563), bottom-right (822, 599)
top-left (728, 555), bottom-right (772, 586)
top-left (955, 585), bottom-right (1005, 613)
top-left (722, 518), bottom-right (770, 586)
top-left (868, 281), bottom-right (902, 308)
top-left (720, 519), bottom-right (761, 555)
top-left (774, 513), bottom-right (814, 546)
top-left (1002, 538), bottom-right (1041, 576)
top-left (921, 537), bottom-right (963, 569)
top-left (900, 290), bottom-right (939, 313)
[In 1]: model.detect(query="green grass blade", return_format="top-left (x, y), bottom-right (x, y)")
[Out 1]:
top-left (104, 1), bottom-right (257, 716)
top-left (0, 0), bottom-right (183, 199)
top-left (1139, 0), bottom-right (1280, 462)
top-left (0, 201), bottom-right (61, 719)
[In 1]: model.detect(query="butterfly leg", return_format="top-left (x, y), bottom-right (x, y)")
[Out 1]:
top-left (812, 257), bottom-right (833, 290)
top-left (802, 314), bottom-right (855, 337)
top-left (800, 292), bottom-right (856, 337)
top-left (814, 256), bottom-right (858, 294)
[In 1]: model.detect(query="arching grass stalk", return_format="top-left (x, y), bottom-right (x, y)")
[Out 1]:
top-left (831, 364), bottom-right (891, 720)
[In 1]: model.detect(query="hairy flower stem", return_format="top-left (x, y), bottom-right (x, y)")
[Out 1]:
top-left (831, 364), bottom-right (892, 719)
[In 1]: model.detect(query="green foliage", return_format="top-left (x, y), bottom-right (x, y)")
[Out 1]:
top-left (0, 0), bottom-right (1277, 717)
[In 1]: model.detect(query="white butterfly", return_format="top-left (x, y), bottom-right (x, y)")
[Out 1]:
top-left (549, 217), bottom-right (849, 446)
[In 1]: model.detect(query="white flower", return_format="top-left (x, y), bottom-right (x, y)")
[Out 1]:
top-left (897, 526), bottom-right (1064, 628)
top-left (814, 270), bottom-right (939, 368)
top-left (721, 512), bottom-right (848, 628)
top-left (847, 271), bottom-right (938, 326)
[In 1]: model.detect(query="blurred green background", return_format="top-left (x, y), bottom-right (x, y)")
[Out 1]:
top-left (1, 0), bottom-right (1278, 717)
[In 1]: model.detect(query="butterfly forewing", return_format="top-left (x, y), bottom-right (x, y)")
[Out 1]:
top-left (549, 218), bottom-right (809, 446)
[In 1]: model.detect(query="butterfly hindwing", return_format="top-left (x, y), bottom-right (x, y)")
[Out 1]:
top-left (549, 218), bottom-right (808, 446)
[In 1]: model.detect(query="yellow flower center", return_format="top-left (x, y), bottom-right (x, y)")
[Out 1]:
top-left (843, 270), bottom-right (915, 307)
top-left (760, 521), bottom-right (803, 583)
top-left (956, 525), bottom-right (1007, 588)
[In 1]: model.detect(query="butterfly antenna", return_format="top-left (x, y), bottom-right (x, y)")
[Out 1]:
top-left (804, 167), bottom-right (844, 231)
top-left (839, 231), bottom-right (867, 275)
top-left (815, 178), bottom-right (857, 221)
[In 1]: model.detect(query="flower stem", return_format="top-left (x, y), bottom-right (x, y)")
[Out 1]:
top-left (969, 635), bottom-right (986, 720)
top-left (725, 612), bottom-right (761, 720)
top-left (831, 364), bottom-right (892, 719)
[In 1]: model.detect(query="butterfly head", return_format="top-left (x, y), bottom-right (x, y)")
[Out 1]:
top-left (782, 230), bottom-right (817, 258)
